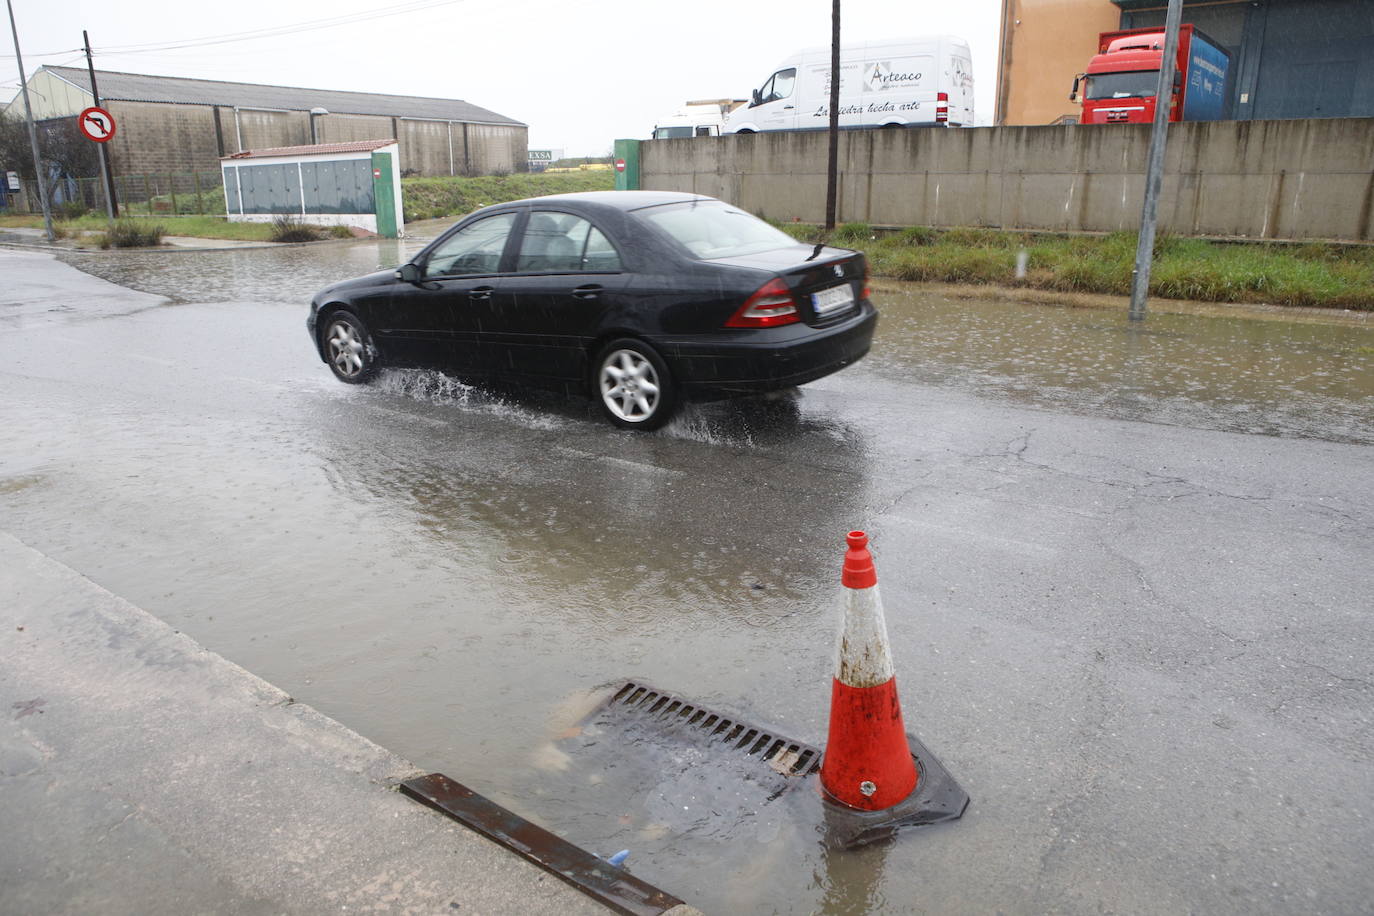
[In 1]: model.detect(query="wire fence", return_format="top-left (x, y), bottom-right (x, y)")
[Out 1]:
top-left (3, 171), bottom-right (226, 218)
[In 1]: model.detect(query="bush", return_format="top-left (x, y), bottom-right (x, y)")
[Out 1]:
top-left (269, 215), bottom-right (322, 243)
top-left (58, 200), bottom-right (88, 220)
top-left (832, 222), bottom-right (873, 244)
top-left (98, 221), bottom-right (165, 249)
top-left (894, 225), bottom-right (938, 246)
top-left (327, 225), bottom-right (354, 239)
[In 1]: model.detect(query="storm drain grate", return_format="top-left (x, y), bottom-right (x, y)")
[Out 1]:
top-left (599, 681), bottom-right (823, 778)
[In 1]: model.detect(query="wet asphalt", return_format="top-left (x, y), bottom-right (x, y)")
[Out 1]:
top-left (1, 240), bottom-right (1371, 914)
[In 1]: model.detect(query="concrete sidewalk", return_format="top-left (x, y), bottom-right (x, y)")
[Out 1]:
top-left (0, 530), bottom-right (627, 915)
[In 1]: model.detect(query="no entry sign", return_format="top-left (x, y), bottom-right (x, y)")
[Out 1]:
top-left (77, 107), bottom-right (116, 143)
top-left (614, 159), bottom-right (626, 173)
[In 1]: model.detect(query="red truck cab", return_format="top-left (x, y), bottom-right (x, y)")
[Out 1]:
top-left (1074, 31), bottom-right (1173, 124)
top-left (1072, 24), bottom-right (1235, 126)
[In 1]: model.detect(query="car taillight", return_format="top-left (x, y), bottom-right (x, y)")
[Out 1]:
top-left (863, 260), bottom-right (871, 300)
top-left (936, 91), bottom-right (949, 124)
top-left (725, 278), bottom-right (799, 328)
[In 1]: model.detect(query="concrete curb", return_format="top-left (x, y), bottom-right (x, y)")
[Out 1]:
top-left (0, 530), bottom-right (619, 915)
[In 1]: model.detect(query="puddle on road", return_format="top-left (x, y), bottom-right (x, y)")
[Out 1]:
top-left (59, 245), bottom-right (1374, 444)
top-left (15, 248), bottom-right (1371, 912)
top-left (871, 286), bottom-right (1374, 444)
top-left (59, 238), bottom-right (423, 306)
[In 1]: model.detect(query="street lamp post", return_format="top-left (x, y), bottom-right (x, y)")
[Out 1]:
top-left (1128, 0), bottom-right (1184, 321)
top-left (5, 0), bottom-right (54, 242)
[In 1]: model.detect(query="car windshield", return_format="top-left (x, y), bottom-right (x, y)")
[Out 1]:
top-left (635, 199), bottom-right (798, 259)
top-left (1086, 70), bottom-right (1159, 100)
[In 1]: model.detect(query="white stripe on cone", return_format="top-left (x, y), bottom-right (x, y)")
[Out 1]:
top-left (835, 583), bottom-right (894, 688)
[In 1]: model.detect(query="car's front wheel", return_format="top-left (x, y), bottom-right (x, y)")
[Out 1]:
top-left (322, 310), bottom-right (377, 384)
top-left (593, 339), bottom-right (676, 431)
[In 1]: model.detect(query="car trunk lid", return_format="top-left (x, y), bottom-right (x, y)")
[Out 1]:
top-left (711, 245), bottom-right (866, 327)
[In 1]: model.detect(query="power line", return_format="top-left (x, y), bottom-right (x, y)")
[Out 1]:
top-left (94, 0), bottom-right (469, 55)
top-left (0, 47), bottom-right (81, 60)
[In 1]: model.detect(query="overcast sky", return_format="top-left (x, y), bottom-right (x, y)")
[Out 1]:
top-left (4, 0), bottom-right (1003, 157)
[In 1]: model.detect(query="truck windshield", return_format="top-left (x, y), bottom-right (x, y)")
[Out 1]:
top-left (1086, 71), bottom-right (1159, 100)
top-left (653, 127), bottom-right (694, 139)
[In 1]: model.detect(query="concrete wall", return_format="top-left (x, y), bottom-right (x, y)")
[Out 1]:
top-left (317, 113), bottom-right (393, 145)
top-left (98, 105), bottom-right (525, 178)
top-left (466, 124), bottom-right (528, 176)
top-left (641, 118), bottom-right (1374, 240)
top-left (397, 119), bottom-right (454, 177)
top-left (234, 109), bottom-right (310, 151)
top-left (105, 101), bottom-right (222, 177)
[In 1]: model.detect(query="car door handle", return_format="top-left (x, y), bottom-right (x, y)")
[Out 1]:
top-left (783, 105), bottom-right (795, 109)
top-left (469, 285), bottom-right (494, 301)
top-left (572, 284), bottom-right (602, 300)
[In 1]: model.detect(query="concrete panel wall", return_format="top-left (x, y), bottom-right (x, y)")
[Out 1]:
top-left (465, 124), bottom-right (529, 176)
top-left (317, 113), bottom-right (393, 145)
top-left (641, 118), bottom-right (1374, 240)
top-left (397, 119), bottom-right (455, 177)
top-left (105, 101), bottom-right (221, 177)
top-left (234, 109), bottom-right (309, 152)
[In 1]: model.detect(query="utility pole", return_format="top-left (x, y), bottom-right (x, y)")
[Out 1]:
top-left (824, 0), bottom-right (840, 230)
top-left (83, 30), bottom-right (118, 219)
top-left (6, 0), bottom-right (54, 242)
top-left (1127, 0), bottom-right (1183, 321)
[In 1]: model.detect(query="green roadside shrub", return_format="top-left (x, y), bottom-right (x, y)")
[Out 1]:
top-left (269, 215), bottom-right (322, 243)
top-left (98, 221), bottom-right (165, 249)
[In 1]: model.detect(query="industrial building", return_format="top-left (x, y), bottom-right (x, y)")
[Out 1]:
top-left (996, 0), bottom-right (1374, 125)
top-left (14, 66), bottom-right (527, 178)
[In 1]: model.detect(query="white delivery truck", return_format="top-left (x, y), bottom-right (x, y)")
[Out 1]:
top-left (652, 99), bottom-right (748, 139)
top-left (722, 36), bottom-right (974, 133)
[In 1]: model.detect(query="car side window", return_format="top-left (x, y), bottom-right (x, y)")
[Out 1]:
top-left (770, 68), bottom-right (796, 102)
top-left (424, 213), bottom-right (516, 277)
top-left (516, 212), bottom-right (622, 273)
top-left (753, 74), bottom-right (775, 107)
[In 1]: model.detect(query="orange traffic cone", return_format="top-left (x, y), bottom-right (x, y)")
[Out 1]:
top-left (819, 531), bottom-right (919, 810)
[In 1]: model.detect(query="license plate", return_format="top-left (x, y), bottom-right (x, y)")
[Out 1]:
top-left (811, 283), bottom-right (854, 317)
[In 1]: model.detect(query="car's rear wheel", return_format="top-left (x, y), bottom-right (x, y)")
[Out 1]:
top-left (593, 339), bottom-right (676, 431)
top-left (322, 310), bottom-right (377, 384)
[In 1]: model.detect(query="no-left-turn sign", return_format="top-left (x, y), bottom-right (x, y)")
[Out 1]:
top-left (77, 107), bottom-right (117, 143)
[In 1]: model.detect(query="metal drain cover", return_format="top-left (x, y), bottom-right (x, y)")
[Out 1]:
top-left (544, 682), bottom-right (822, 843)
top-left (552, 681), bottom-right (968, 850)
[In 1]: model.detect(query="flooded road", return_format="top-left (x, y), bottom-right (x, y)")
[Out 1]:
top-left (3, 241), bottom-right (1371, 913)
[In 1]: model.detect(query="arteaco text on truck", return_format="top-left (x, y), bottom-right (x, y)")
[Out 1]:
top-left (723, 36), bottom-right (974, 133)
top-left (1070, 25), bottom-right (1231, 125)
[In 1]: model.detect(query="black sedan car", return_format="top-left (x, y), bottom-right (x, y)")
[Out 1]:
top-left (308, 191), bottom-right (877, 430)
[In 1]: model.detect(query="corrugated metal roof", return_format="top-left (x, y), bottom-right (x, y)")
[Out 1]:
top-left (44, 66), bottom-right (524, 127)
top-left (223, 139), bottom-right (398, 160)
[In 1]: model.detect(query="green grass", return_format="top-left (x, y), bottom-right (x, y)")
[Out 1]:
top-left (782, 222), bottom-right (1374, 310)
top-left (401, 171), bottom-right (615, 222)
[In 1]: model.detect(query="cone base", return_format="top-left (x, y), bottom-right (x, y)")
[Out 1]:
top-left (818, 731), bottom-right (970, 850)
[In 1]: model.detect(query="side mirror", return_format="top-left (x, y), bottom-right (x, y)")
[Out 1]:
top-left (1069, 74), bottom-right (1082, 102)
top-left (751, 88), bottom-right (762, 107)
top-left (395, 262), bottom-right (421, 283)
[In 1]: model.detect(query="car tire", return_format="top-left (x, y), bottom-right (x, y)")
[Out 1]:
top-left (593, 338), bottom-right (676, 431)
top-left (322, 309), bottom-right (378, 384)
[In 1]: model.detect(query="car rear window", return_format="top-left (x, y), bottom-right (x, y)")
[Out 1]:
top-left (635, 200), bottom-right (798, 259)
